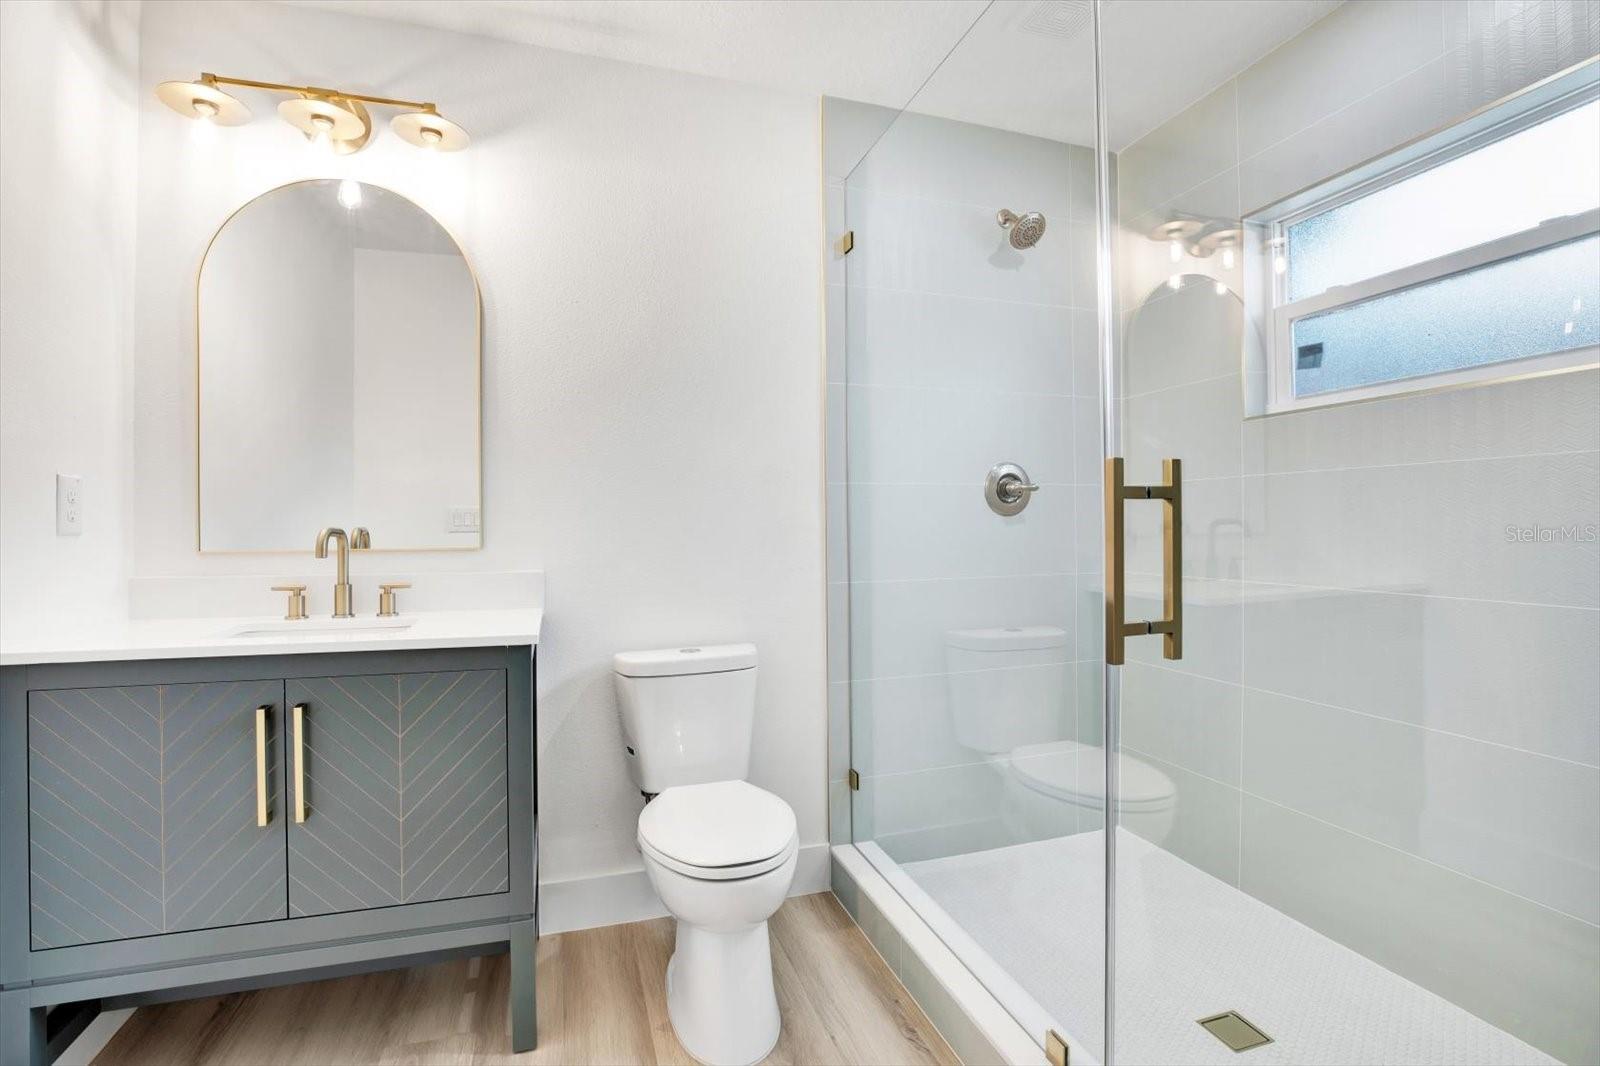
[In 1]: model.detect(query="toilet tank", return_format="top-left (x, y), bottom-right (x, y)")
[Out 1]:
top-left (945, 626), bottom-right (1070, 754)
top-left (614, 644), bottom-right (758, 794)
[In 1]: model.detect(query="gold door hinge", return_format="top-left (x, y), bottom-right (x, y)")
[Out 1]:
top-left (1046, 1029), bottom-right (1069, 1066)
top-left (848, 768), bottom-right (860, 791)
top-left (835, 230), bottom-right (855, 256)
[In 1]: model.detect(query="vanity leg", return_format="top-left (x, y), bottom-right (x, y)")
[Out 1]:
top-left (0, 987), bottom-right (45, 1066)
top-left (509, 917), bottom-right (537, 1052)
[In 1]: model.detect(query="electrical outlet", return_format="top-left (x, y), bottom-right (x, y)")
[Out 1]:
top-left (448, 507), bottom-right (480, 533)
top-left (56, 474), bottom-right (83, 536)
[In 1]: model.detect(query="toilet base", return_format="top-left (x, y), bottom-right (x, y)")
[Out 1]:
top-left (665, 920), bottom-right (781, 1066)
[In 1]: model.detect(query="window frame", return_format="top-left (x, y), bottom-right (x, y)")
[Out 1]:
top-left (1252, 64), bottom-right (1600, 415)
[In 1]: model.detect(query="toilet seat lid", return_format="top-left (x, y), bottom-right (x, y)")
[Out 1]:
top-left (1009, 741), bottom-right (1174, 808)
top-left (638, 779), bottom-right (797, 870)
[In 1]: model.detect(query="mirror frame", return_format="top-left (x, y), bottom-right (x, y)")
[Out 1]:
top-left (194, 179), bottom-right (484, 554)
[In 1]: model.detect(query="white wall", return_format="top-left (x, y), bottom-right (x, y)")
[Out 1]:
top-left (121, 0), bottom-right (828, 888)
top-left (0, 0), bottom-right (140, 636)
top-left (1112, 2), bottom-right (1599, 1061)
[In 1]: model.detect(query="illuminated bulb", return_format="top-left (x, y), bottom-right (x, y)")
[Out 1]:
top-left (337, 179), bottom-right (362, 210)
top-left (1168, 238), bottom-right (1182, 264)
top-left (1273, 252), bottom-right (1287, 275)
top-left (1565, 321), bottom-right (1576, 335)
top-left (1215, 280), bottom-right (1228, 296)
top-left (192, 98), bottom-right (219, 122)
top-left (420, 126), bottom-right (444, 149)
top-left (1168, 273), bottom-right (1182, 291)
top-left (1221, 246), bottom-right (1235, 270)
top-left (308, 114), bottom-right (334, 148)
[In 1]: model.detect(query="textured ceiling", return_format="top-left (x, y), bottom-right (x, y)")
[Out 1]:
top-left (282, 0), bottom-right (1342, 149)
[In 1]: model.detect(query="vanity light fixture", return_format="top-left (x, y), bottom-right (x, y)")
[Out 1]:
top-left (1193, 227), bottom-right (1243, 270)
top-left (155, 73), bottom-right (469, 154)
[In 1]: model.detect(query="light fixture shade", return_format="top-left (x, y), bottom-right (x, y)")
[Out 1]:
top-left (391, 110), bottom-right (470, 151)
top-left (1194, 227), bottom-right (1243, 256)
top-left (277, 95), bottom-right (368, 141)
top-left (1147, 218), bottom-right (1204, 244)
top-left (155, 79), bottom-right (252, 125)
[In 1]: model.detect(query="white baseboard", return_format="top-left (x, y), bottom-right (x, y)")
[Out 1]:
top-left (540, 841), bottom-right (832, 935)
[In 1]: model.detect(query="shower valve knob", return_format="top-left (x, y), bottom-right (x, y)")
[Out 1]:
top-left (985, 462), bottom-right (1039, 516)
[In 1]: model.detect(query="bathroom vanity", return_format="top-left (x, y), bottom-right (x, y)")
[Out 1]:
top-left (0, 615), bottom-right (538, 1066)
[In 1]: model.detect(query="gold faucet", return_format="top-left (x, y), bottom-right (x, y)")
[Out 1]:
top-left (314, 526), bottom-right (371, 618)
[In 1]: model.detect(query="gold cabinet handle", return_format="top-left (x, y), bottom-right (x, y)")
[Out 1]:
top-left (293, 702), bottom-right (308, 823)
top-left (255, 705), bottom-right (272, 827)
top-left (1105, 456), bottom-right (1183, 665)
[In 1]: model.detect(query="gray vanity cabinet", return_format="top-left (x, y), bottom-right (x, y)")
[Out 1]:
top-left (26, 679), bottom-right (287, 948)
top-left (285, 670), bottom-right (510, 917)
top-left (1, 646), bottom-right (536, 1066)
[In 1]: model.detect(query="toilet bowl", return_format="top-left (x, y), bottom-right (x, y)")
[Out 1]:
top-left (1003, 739), bottom-right (1176, 843)
top-left (638, 779), bottom-right (798, 1065)
top-left (615, 644), bottom-right (798, 1065)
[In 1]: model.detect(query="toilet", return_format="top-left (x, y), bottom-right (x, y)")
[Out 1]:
top-left (614, 644), bottom-right (798, 1066)
top-left (945, 626), bottom-right (1177, 843)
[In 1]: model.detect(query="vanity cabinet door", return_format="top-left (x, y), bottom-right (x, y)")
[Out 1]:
top-left (26, 681), bottom-right (288, 949)
top-left (284, 670), bottom-right (509, 917)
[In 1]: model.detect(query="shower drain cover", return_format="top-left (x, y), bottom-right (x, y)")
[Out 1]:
top-left (1198, 1011), bottom-right (1273, 1052)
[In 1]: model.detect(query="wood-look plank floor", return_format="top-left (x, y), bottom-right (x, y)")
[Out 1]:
top-left (93, 892), bottom-right (959, 1066)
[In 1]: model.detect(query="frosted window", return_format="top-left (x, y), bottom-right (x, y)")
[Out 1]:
top-left (1287, 101), bottom-right (1600, 301)
top-left (1292, 235), bottom-right (1599, 397)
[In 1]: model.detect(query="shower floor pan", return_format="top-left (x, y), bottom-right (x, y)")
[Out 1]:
top-left (894, 831), bottom-right (1555, 1066)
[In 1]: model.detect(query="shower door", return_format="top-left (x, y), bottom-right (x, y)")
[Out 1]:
top-left (1100, 3), bottom-right (1600, 1064)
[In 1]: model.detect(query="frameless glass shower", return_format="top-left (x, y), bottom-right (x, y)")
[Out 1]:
top-left (825, 2), bottom-right (1599, 1064)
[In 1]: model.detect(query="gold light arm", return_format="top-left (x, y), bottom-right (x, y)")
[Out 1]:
top-left (200, 73), bottom-right (437, 113)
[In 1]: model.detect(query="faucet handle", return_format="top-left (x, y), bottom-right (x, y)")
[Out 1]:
top-left (377, 582), bottom-right (411, 618)
top-left (271, 584), bottom-right (308, 621)
top-left (351, 527), bottom-right (372, 550)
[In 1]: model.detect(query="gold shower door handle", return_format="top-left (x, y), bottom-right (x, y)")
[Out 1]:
top-left (254, 705), bottom-right (271, 827)
top-left (292, 703), bottom-right (308, 823)
top-left (1105, 456), bottom-right (1183, 665)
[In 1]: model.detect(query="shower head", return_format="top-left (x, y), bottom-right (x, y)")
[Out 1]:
top-left (998, 208), bottom-right (1047, 249)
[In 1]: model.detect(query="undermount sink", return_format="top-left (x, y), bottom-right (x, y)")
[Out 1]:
top-left (226, 616), bottom-right (417, 638)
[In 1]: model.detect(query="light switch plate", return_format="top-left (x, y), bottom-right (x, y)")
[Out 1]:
top-left (56, 474), bottom-right (83, 536)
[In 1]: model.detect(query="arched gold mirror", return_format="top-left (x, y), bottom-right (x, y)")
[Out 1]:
top-left (197, 180), bottom-right (480, 551)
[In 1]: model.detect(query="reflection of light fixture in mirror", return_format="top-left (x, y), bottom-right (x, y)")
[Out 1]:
top-left (391, 110), bottom-right (471, 152)
top-left (337, 179), bottom-right (363, 210)
top-left (1168, 273), bottom-right (1183, 291)
top-left (154, 72), bottom-right (467, 155)
top-left (1268, 237), bottom-right (1288, 275)
top-left (1214, 280), bottom-right (1228, 296)
top-left (156, 78), bottom-right (253, 125)
top-left (1149, 219), bottom-right (1203, 265)
top-left (1194, 228), bottom-right (1243, 270)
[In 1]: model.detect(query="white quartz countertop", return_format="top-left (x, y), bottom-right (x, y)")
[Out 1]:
top-left (0, 608), bottom-right (542, 666)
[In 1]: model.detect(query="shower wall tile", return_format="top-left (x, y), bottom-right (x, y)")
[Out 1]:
top-left (848, 111), bottom-right (1082, 218)
top-left (848, 481), bottom-right (1075, 583)
top-left (825, 282), bottom-right (846, 384)
top-left (1241, 587), bottom-right (1599, 765)
top-left (1240, 796), bottom-right (1600, 1066)
top-left (1235, 0), bottom-right (1445, 160)
top-left (848, 572), bottom-right (1075, 682)
top-left (827, 579), bottom-right (849, 684)
top-left (1124, 474), bottom-right (1244, 581)
top-left (846, 383), bottom-right (1074, 487)
top-left (1123, 750), bottom-right (1242, 886)
top-left (1070, 307), bottom-right (1101, 398)
top-left (1442, 0), bottom-right (1600, 112)
top-left (1243, 687), bottom-right (1600, 924)
top-left (851, 672), bottom-right (969, 778)
top-left (826, 483), bottom-right (847, 582)
top-left (1240, 369), bottom-right (1600, 476)
top-left (845, 286), bottom-right (1074, 395)
top-left (1116, 80), bottom-right (1238, 224)
top-left (846, 190), bottom-right (1073, 308)
top-left (865, 761), bottom-right (1005, 860)
top-left (1125, 577), bottom-right (1243, 683)
top-left (1125, 374), bottom-right (1244, 482)
top-left (1239, 452), bottom-right (1600, 607)
top-left (1121, 663), bottom-right (1242, 785)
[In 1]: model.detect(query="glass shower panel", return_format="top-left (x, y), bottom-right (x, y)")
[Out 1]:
top-left (1102, 2), bottom-right (1599, 1064)
top-left (835, 1), bottom-right (1106, 1060)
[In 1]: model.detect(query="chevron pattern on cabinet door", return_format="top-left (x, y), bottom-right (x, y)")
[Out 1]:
top-left (26, 681), bottom-right (287, 949)
top-left (285, 670), bottom-right (508, 918)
